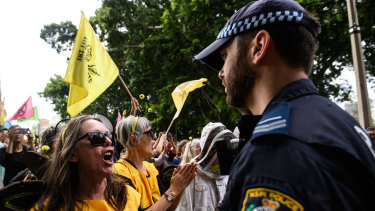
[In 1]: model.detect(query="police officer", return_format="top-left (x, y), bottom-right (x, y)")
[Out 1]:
top-left (194, 0), bottom-right (375, 210)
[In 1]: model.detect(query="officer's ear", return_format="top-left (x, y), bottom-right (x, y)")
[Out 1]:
top-left (250, 30), bottom-right (271, 65)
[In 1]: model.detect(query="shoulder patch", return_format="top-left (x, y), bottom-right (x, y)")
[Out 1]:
top-left (251, 102), bottom-right (290, 141)
top-left (240, 186), bottom-right (303, 211)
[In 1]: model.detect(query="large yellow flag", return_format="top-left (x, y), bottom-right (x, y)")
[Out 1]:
top-left (64, 12), bottom-right (119, 117)
top-left (171, 78), bottom-right (207, 120)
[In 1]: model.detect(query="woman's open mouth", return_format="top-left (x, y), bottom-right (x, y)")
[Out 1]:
top-left (103, 150), bottom-right (113, 163)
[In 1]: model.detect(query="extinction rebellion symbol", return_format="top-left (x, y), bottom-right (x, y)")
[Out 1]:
top-left (17, 103), bottom-right (27, 116)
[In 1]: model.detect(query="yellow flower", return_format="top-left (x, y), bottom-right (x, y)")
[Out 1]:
top-left (139, 94), bottom-right (145, 100)
top-left (148, 108), bottom-right (152, 112)
top-left (42, 145), bottom-right (50, 152)
top-left (189, 136), bottom-right (192, 140)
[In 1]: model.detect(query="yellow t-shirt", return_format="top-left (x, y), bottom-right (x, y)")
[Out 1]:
top-left (76, 185), bottom-right (140, 211)
top-left (113, 159), bottom-right (161, 209)
top-left (30, 185), bottom-right (140, 211)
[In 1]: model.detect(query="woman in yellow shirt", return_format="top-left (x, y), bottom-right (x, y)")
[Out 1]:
top-left (32, 115), bottom-right (140, 210)
top-left (114, 115), bottom-right (197, 210)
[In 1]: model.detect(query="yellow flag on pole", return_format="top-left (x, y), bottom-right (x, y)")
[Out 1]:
top-left (64, 12), bottom-right (119, 117)
top-left (1, 110), bottom-right (5, 126)
top-left (171, 78), bottom-right (207, 120)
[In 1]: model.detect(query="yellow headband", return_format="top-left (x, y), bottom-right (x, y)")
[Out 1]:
top-left (61, 128), bottom-right (67, 146)
top-left (131, 116), bottom-right (139, 136)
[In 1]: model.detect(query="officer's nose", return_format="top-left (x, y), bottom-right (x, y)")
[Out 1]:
top-left (218, 69), bottom-right (224, 80)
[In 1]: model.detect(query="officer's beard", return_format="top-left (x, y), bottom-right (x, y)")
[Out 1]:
top-left (225, 44), bottom-right (257, 109)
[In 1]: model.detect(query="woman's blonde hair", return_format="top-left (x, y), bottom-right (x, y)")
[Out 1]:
top-left (181, 139), bottom-right (200, 164)
top-left (34, 115), bottom-right (128, 211)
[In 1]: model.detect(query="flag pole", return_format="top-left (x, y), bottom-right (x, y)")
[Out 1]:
top-left (118, 75), bottom-right (141, 111)
top-left (118, 75), bottom-right (134, 99)
top-left (165, 118), bottom-right (175, 135)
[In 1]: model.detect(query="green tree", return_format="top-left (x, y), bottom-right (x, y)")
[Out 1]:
top-left (40, 21), bottom-right (77, 54)
top-left (300, 0), bottom-right (375, 101)
top-left (39, 0), bottom-right (375, 138)
top-left (38, 74), bottom-right (70, 119)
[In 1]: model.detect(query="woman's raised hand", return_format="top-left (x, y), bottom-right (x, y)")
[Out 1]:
top-left (168, 162), bottom-right (197, 196)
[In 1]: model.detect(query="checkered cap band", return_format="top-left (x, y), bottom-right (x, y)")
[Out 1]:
top-left (217, 10), bottom-right (303, 39)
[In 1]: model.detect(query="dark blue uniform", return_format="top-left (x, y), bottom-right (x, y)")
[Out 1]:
top-left (219, 79), bottom-right (375, 211)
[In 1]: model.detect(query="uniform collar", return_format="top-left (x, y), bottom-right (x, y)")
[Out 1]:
top-left (237, 79), bottom-right (318, 140)
top-left (268, 78), bottom-right (319, 104)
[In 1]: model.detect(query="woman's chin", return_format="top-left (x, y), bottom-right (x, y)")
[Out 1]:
top-left (101, 167), bottom-right (113, 177)
top-left (146, 151), bottom-right (154, 158)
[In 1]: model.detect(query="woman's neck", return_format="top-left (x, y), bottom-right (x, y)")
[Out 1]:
top-left (75, 173), bottom-right (107, 200)
top-left (125, 149), bottom-right (147, 175)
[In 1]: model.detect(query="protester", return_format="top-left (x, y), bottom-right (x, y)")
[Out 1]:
top-left (0, 124), bottom-right (8, 148)
top-left (153, 138), bottom-right (179, 191)
top-left (172, 139), bottom-right (188, 165)
top-left (8, 125), bottom-right (63, 184)
top-left (0, 125), bottom-right (7, 188)
top-left (39, 126), bottom-right (59, 158)
top-left (114, 115), bottom-right (197, 210)
top-left (154, 132), bottom-right (177, 173)
top-left (180, 139), bottom-right (200, 165)
top-left (176, 122), bottom-right (234, 211)
top-left (33, 115), bottom-right (140, 210)
top-left (194, 0), bottom-right (375, 209)
top-left (366, 126), bottom-right (375, 143)
top-left (0, 125), bottom-right (35, 186)
top-left (114, 97), bottom-right (140, 162)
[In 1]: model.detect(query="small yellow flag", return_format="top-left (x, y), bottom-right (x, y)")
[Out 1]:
top-left (171, 78), bottom-right (207, 120)
top-left (0, 110), bottom-right (5, 126)
top-left (64, 12), bottom-right (119, 117)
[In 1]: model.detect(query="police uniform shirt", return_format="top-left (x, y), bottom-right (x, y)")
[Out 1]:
top-left (219, 79), bottom-right (375, 211)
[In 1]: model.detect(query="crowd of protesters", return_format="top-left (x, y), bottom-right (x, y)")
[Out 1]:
top-left (1, 0), bottom-right (375, 210)
top-left (0, 111), bottom-right (227, 210)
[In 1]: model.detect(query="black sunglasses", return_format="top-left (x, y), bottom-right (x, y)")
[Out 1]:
top-left (76, 131), bottom-right (115, 146)
top-left (143, 129), bottom-right (156, 138)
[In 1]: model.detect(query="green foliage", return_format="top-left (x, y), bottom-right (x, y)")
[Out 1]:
top-left (40, 21), bottom-right (77, 54)
top-left (299, 0), bottom-right (375, 101)
top-left (39, 0), bottom-right (375, 139)
top-left (38, 75), bottom-right (70, 118)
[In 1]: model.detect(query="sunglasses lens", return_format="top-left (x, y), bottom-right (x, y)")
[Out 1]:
top-left (91, 132), bottom-right (115, 146)
top-left (144, 129), bottom-right (156, 139)
top-left (107, 133), bottom-right (115, 146)
top-left (89, 132), bottom-right (105, 146)
top-left (77, 132), bottom-right (115, 147)
top-left (107, 133), bottom-right (113, 140)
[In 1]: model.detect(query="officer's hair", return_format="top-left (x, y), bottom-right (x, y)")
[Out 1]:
top-left (366, 126), bottom-right (375, 131)
top-left (236, 11), bottom-right (320, 75)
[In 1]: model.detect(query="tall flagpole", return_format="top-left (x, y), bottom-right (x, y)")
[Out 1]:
top-left (346, 0), bottom-right (372, 128)
top-left (118, 75), bottom-right (141, 111)
top-left (118, 75), bottom-right (134, 99)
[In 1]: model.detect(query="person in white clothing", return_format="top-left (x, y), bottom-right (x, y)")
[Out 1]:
top-left (176, 122), bottom-right (236, 211)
